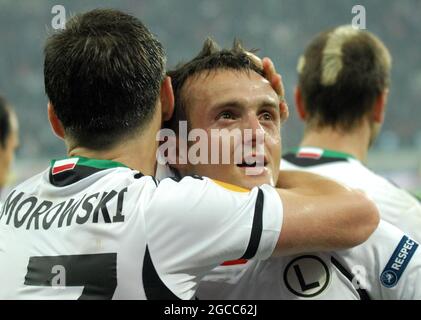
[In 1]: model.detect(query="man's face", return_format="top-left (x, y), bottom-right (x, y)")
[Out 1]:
top-left (0, 112), bottom-right (19, 188)
top-left (180, 70), bottom-right (282, 189)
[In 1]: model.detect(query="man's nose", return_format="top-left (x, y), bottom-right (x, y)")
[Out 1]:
top-left (243, 113), bottom-right (264, 132)
top-left (242, 114), bottom-right (265, 147)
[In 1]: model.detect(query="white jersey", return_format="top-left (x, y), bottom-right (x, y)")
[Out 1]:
top-left (197, 147), bottom-right (421, 300)
top-left (0, 156), bottom-right (283, 300)
top-left (198, 221), bottom-right (421, 300)
top-left (282, 147), bottom-right (421, 242)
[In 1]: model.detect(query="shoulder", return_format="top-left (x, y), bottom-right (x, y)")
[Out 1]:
top-left (0, 169), bottom-right (48, 202)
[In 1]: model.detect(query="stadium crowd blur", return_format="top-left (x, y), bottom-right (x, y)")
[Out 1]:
top-left (0, 0), bottom-right (420, 194)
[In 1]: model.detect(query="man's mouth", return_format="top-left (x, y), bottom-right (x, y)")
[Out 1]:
top-left (237, 157), bottom-right (268, 168)
top-left (237, 162), bottom-right (259, 168)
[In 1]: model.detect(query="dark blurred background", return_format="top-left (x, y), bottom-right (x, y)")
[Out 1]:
top-left (0, 0), bottom-right (420, 195)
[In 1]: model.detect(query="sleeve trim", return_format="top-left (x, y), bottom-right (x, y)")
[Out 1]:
top-left (241, 188), bottom-right (264, 259)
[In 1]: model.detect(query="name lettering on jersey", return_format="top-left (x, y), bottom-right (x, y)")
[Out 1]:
top-left (0, 188), bottom-right (128, 230)
top-left (380, 236), bottom-right (419, 288)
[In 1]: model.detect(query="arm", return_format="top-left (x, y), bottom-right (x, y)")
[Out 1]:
top-left (145, 174), bottom-right (377, 299)
top-left (273, 170), bottom-right (380, 256)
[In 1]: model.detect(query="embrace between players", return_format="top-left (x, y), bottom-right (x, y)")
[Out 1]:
top-left (1, 9), bottom-right (420, 300)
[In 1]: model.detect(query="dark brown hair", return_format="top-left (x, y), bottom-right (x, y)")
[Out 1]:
top-left (298, 25), bottom-right (392, 130)
top-left (166, 38), bottom-right (263, 133)
top-left (44, 9), bottom-right (166, 149)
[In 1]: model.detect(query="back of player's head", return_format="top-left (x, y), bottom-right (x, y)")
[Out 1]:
top-left (167, 38), bottom-right (263, 133)
top-left (297, 25), bottom-right (392, 130)
top-left (0, 95), bottom-right (12, 149)
top-left (44, 8), bottom-right (166, 150)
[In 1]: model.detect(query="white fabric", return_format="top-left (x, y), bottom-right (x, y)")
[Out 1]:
top-left (0, 162), bottom-right (283, 299)
top-left (196, 153), bottom-right (421, 300)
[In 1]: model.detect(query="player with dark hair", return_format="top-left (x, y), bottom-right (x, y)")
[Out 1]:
top-left (163, 38), bottom-right (421, 299)
top-left (0, 12), bottom-right (378, 299)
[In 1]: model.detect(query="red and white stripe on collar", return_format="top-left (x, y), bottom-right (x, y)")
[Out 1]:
top-left (296, 147), bottom-right (323, 159)
top-left (52, 158), bottom-right (80, 175)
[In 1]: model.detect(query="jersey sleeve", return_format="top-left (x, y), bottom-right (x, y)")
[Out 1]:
top-left (385, 201), bottom-right (421, 244)
top-left (334, 220), bottom-right (421, 299)
top-left (144, 176), bottom-right (283, 299)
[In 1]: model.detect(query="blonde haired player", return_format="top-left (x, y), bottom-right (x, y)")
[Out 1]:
top-left (284, 25), bottom-right (421, 242)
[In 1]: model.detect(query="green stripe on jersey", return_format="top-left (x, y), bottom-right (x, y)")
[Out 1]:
top-left (289, 147), bottom-right (356, 160)
top-left (50, 156), bottom-right (128, 170)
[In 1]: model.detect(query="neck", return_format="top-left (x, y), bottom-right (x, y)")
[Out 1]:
top-left (67, 134), bottom-right (158, 176)
top-left (66, 108), bottom-right (163, 176)
top-left (300, 121), bottom-right (371, 162)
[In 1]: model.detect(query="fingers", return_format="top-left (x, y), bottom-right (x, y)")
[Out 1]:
top-left (273, 74), bottom-right (285, 97)
top-left (262, 57), bottom-right (284, 97)
top-left (247, 54), bottom-right (288, 120)
top-left (245, 51), bottom-right (263, 69)
top-left (280, 100), bottom-right (289, 122)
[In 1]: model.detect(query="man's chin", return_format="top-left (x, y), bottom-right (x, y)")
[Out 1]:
top-left (236, 167), bottom-right (275, 189)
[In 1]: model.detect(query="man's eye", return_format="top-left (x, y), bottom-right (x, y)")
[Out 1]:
top-left (218, 111), bottom-right (236, 120)
top-left (260, 112), bottom-right (273, 121)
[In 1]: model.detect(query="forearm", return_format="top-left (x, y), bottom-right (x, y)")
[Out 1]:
top-left (273, 183), bottom-right (380, 256)
top-left (277, 170), bottom-right (352, 195)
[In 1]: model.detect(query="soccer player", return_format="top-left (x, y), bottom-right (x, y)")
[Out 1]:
top-left (0, 96), bottom-right (19, 196)
top-left (0, 10), bottom-right (379, 300)
top-left (163, 38), bottom-right (421, 299)
top-left (283, 25), bottom-right (421, 242)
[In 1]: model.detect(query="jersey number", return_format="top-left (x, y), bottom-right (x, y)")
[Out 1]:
top-left (24, 253), bottom-right (117, 299)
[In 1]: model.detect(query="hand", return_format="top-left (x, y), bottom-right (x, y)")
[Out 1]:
top-left (262, 57), bottom-right (289, 121)
top-left (245, 52), bottom-right (289, 121)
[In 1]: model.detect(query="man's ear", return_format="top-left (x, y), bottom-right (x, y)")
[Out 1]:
top-left (372, 89), bottom-right (389, 124)
top-left (48, 102), bottom-right (65, 140)
top-left (157, 131), bottom-right (189, 178)
top-left (160, 76), bottom-right (175, 122)
top-left (294, 86), bottom-right (307, 121)
top-left (167, 133), bottom-right (189, 177)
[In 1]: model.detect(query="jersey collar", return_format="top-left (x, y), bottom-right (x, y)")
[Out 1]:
top-left (282, 147), bottom-right (355, 167)
top-left (49, 156), bottom-right (129, 187)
